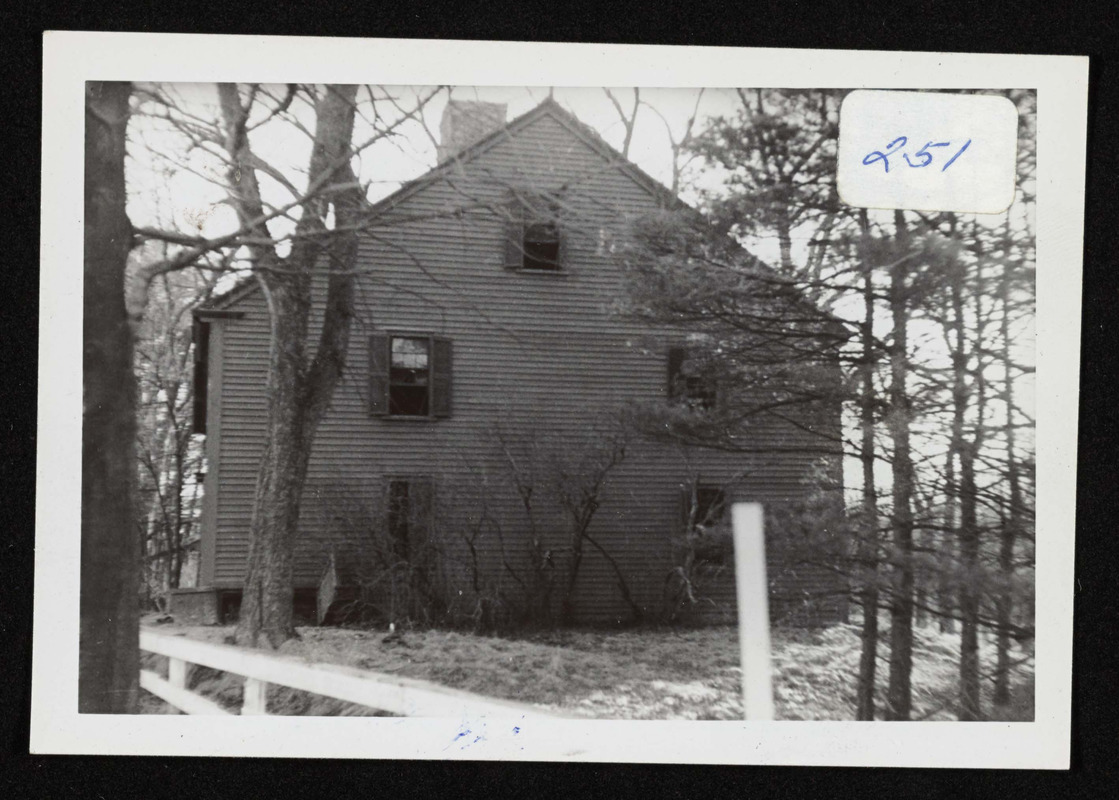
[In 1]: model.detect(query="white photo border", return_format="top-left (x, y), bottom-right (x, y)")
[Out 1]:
top-left (36, 32), bottom-right (1086, 767)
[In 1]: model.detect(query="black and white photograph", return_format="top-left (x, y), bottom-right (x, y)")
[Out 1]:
top-left (35, 35), bottom-right (1085, 766)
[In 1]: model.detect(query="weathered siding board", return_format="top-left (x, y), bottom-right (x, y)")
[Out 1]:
top-left (204, 106), bottom-right (845, 623)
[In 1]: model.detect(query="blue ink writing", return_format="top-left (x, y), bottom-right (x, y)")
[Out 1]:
top-left (862, 136), bottom-right (908, 173)
top-left (903, 141), bottom-right (950, 168)
top-left (941, 139), bottom-right (971, 172)
top-left (862, 136), bottom-right (972, 173)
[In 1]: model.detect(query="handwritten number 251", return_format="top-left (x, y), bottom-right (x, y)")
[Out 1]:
top-left (862, 137), bottom-right (971, 173)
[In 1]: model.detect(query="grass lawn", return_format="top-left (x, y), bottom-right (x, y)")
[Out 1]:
top-left (140, 617), bottom-right (1034, 721)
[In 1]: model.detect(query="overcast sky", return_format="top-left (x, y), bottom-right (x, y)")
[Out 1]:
top-left (126, 84), bottom-right (740, 242)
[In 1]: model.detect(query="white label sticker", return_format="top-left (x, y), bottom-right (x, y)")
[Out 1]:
top-left (837, 90), bottom-right (1019, 214)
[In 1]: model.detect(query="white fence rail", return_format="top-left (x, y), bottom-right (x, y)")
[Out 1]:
top-left (140, 628), bottom-right (566, 718)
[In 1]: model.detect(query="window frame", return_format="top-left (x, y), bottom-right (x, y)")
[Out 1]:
top-left (369, 331), bottom-right (453, 420)
top-left (387, 333), bottom-right (434, 418)
top-left (667, 345), bottom-right (718, 410)
top-left (384, 474), bottom-right (436, 561)
top-left (522, 218), bottom-right (562, 271)
top-left (504, 190), bottom-right (567, 273)
top-left (686, 483), bottom-right (732, 569)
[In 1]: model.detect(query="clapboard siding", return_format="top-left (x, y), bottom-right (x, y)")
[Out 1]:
top-left (202, 103), bottom-right (846, 624)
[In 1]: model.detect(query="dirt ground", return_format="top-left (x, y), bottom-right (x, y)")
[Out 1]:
top-left (140, 614), bottom-right (1034, 721)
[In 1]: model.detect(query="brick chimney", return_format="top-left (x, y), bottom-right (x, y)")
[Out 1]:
top-left (436, 100), bottom-right (508, 162)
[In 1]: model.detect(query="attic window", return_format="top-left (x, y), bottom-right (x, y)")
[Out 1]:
top-left (504, 192), bottom-right (565, 271)
top-left (523, 220), bottom-right (561, 270)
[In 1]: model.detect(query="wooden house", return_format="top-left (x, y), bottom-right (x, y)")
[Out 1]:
top-left (180, 98), bottom-right (848, 627)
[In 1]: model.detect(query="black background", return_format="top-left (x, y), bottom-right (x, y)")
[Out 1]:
top-left (3, 1), bottom-right (1116, 796)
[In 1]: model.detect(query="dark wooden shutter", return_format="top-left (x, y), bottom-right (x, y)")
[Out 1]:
top-left (368, 333), bottom-right (390, 416)
top-left (192, 319), bottom-right (210, 434)
top-left (556, 214), bottom-right (568, 270)
top-left (667, 346), bottom-right (685, 399)
top-left (503, 197), bottom-right (524, 269)
top-left (431, 337), bottom-right (453, 418)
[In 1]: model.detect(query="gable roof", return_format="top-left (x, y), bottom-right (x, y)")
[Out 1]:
top-left (198, 97), bottom-right (686, 313)
top-left (389, 96), bottom-right (685, 213)
top-left (197, 272), bottom-right (258, 313)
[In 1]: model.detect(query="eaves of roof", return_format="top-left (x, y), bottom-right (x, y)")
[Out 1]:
top-left (196, 273), bottom-right (258, 313)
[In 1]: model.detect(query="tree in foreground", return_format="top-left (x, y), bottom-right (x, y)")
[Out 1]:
top-left (217, 84), bottom-right (365, 647)
top-left (129, 84), bottom-right (441, 647)
top-left (81, 80), bottom-right (140, 713)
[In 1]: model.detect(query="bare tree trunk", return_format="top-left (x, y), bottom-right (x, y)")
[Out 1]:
top-left (855, 213), bottom-right (880, 721)
top-left (232, 84), bottom-right (362, 647)
top-left (236, 279), bottom-right (314, 646)
top-left (885, 210), bottom-right (916, 721)
top-left (555, 424), bottom-right (627, 627)
top-left (958, 234), bottom-right (989, 720)
top-left (560, 519), bottom-right (588, 627)
top-left (994, 242), bottom-right (1023, 706)
top-left (914, 585), bottom-right (928, 627)
top-left (776, 217), bottom-right (794, 274)
top-left (81, 80), bottom-right (140, 713)
top-left (938, 446), bottom-right (958, 634)
top-left (169, 432), bottom-right (185, 589)
top-left (957, 438), bottom-right (982, 720)
top-left (953, 447), bottom-right (980, 725)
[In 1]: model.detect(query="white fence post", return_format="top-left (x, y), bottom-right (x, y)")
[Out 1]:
top-left (732, 501), bottom-right (775, 721)
top-left (168, 657), bottom-right (190, 688)
top-left (242, 677), bottom-right (269, 715)
top-left (167, 657), bottom-right (190, 714)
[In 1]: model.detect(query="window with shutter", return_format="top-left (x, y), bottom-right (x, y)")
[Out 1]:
top-left (370, 332), bottom-right (453, 419)
top-left (504, 191), bottom-right (564, 271)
